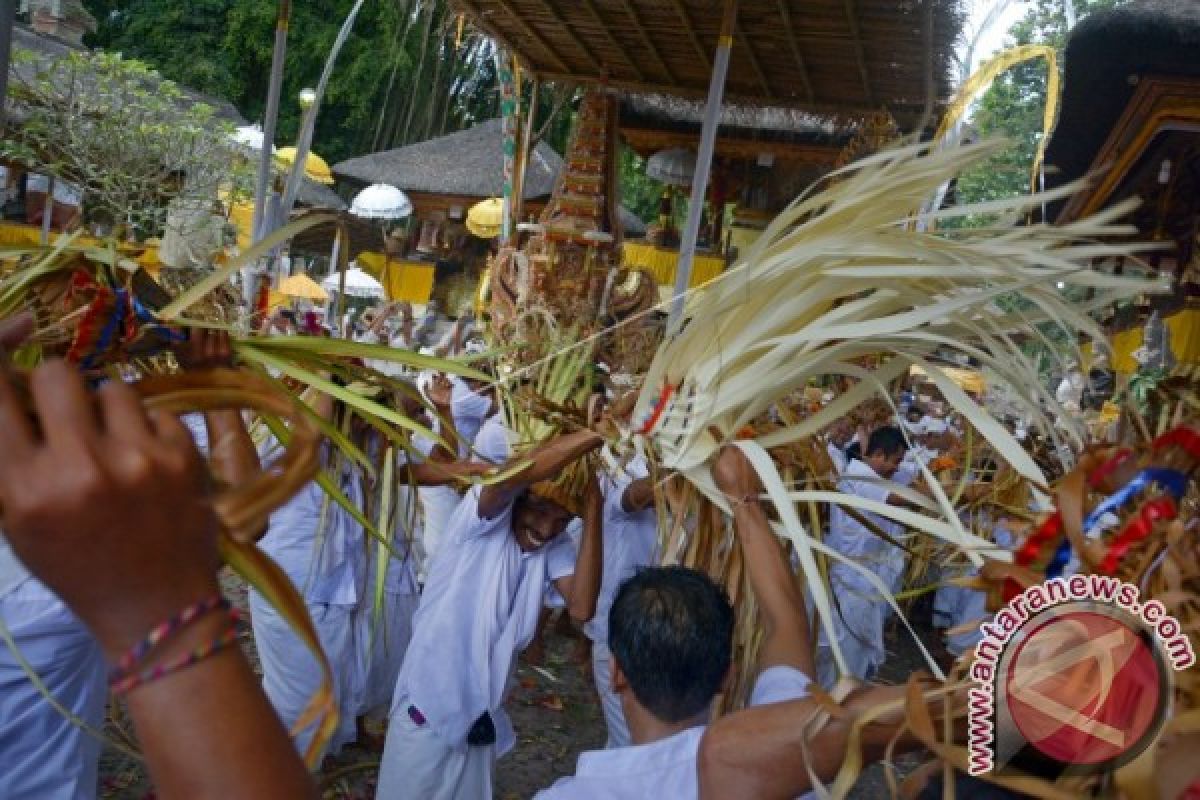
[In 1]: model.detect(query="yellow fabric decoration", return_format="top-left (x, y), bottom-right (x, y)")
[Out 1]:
top-left (1108, 309), bottom-right (1200, 373)
top-left (934, 44), bottom-right (1060, 193)
top-left (356, 252), bottom-right (436, 305)
top-left (622, 242), bottom-right (725, 288)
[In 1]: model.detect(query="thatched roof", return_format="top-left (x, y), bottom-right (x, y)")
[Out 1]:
top-left (1045, 0), bottom-right (1200, 197)
top-left (450, 0), bottom-right (964, 126)
top-left (7, 23), bottom-right (247, 126)
top-left (334, 119), bottom-right (561, 199)
top-left (621, 92), bottom-right (855, 139)
top-left (334, 119), bottom-right (647, 231)
top-left (296, 178), bottom-right (346, 210)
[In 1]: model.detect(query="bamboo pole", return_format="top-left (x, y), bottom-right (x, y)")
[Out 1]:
top-left (515, 75), bottom-right (540, 226)
top-left (0, 0), bottom-right (14, 135)
top-left (281, 0), bottom-right (365, 217)
top-left (252, 0), bottom-right (292, 247)
top-left (668, 0), bottom-right (737, 331)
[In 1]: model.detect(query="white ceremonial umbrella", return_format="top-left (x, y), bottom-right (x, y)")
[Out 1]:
top-left (646, 148), bottom-right (697, 187)
top-left (351, 183), bottom-right (413, 220)
top-left (322, 265), bottom-right (386, 299)
top-left (232, 124), bottom-right (274, 153)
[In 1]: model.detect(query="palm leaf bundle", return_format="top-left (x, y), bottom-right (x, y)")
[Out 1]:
top-left (628, 138), bottom-right (1167, 694)
top-left (0, 210), bottom-right (495, 763)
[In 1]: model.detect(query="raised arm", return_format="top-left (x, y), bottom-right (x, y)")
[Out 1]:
top-left (477, 427), bottom-right (604, 519)
top-left (176, 330), bottom-right (263, 542)
top-left (0, 353), bottom-right (315, 800)
top-left (699, 682), bottom-right (935, 800)
top-left (555, 474), bottom-right (604, 624)
top-left (712, 445), bottom-right (814, 678)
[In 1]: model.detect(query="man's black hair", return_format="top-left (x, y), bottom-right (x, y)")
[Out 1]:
top-left (608, 566), bottom-right (734, 723)
top-left (866, 425), bottom-right (908, 458)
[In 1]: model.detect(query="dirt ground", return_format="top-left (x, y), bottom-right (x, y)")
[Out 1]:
top-left (97, 575), bottom-right (939, 799)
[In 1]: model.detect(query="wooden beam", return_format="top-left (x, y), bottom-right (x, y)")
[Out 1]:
top-left (578, 0), bottom-right (646, 83)
top-left (536, 70), bottom-right (930, 116)
top-left (526, 0), bottom-right (607, 78)
top-left (667, 0), bottom-right (711, 71)
top-left (484, 0), bottom-right (573, 74)
top-left (616, 0), bottom-right (676, 86)
top-left (621, 126), bottom-right (841, 165)
top-left (775, 0), bottom-right (815, 102)
top-left (842, 0), bottom-right (874, 106)
top-left (735, 18), bottom-right (773, 99)
top-left (451, 0), bottom-right (541, 78)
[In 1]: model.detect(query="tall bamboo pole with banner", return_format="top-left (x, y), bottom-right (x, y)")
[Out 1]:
top-left (496, 49), bottom-right (519, 245)
top-left (668, 0), bottom-right (737, 331)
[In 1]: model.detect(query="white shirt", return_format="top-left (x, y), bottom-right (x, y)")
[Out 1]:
top-left (257, 441), bottom-right (365, 606)
top-left (383, 436), bottom-right (436, 596)
top-left (473, 413), bottom-right (511, 465)
top-left (450, 377), bottom-right (491, 457)
top-left (357, 329), bottom-right (412, 378)
top-left (584, 458), bottom-right (658, 646)
top-left (825, 459), bottom-right (894, 569)
top-left (394, 486), bottom-right (577, 755)
top-left (535, 666), bottom-right (814, 799)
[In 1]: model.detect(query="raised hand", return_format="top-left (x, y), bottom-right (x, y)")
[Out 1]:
top-left (174, 328), bottom-right (235, 372)
top-left (713, 444), bottom-right (762, 503)
top-left (0, 360), bottom-right (221, 661)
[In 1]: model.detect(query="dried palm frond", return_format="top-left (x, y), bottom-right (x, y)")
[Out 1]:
top-left (630, 138), bottom-right (1166, 684)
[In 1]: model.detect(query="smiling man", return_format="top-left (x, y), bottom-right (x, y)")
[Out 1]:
top-left (375, 427), bottom-right (606, 800)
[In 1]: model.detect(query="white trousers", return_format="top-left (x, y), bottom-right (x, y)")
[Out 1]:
top-left (376, 700), bottom-right (494, 800)
top-left (0, 579), bottom-right (107, 800)
top-left (356, 591), bottom-right (420, 720)
top-left (591, 642), bottom-right (631, 748)
top-left (249, 591), bottom-right (359, 759)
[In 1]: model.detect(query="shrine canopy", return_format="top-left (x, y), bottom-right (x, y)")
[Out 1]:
top-left (449, 0), bottom-right (964, 128)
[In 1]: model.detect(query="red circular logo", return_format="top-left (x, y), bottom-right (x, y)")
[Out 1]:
top-left (1004, 607), bottom-right (1166, 768)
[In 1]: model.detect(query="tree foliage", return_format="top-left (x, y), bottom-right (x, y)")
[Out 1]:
top-left (74, 2), bottom-right (661, 220)
top-left (80, 0), bottom-right (505, 164)
top-left (952, 0), bottom-right (1126, 217)
top-left (0, 49), bottom-right (237, 233)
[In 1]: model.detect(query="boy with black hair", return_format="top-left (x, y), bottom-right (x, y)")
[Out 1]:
top-left (816, 425), bottom-right (910, 687)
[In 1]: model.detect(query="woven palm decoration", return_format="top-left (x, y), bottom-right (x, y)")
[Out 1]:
top-left (629, 138), bottom-right (1166, 686)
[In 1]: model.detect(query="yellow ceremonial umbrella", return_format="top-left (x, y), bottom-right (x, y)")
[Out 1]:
top-left (276, 146), bottom-right (335, 185)
top-left (466, 197), bottom-right (504, 239)
top-left (278, 273), bottom-right (330, 302)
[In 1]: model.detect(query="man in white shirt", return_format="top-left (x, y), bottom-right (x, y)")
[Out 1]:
top-left (416, 370), bottom-right (497, 577)
top-left (586, 456), bottom-right (657, 748)
top-left (816, 426), bottom-right (909, 688)
top-left (0, 552), bottom-right (106, 800)
top-left (536, 445), bottom-right (818, 799)
top-left (375, 428), bottom-right (606, 800)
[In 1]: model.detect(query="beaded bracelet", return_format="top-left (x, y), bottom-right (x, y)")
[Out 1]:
top-left (110, 609), bottom-right (242, 696)
top-left (111, 594), bottom-right (230, 678)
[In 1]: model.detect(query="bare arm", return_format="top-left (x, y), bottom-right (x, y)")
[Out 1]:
top-left (408, 459), bottom-right (491, 487)
top-left (478, 428), bottom-right (603, 519)
top-left (0, 350), bottom-right (315, 800)
top-left (714, 446), bottom-right (814, 678)
top-left (699, 683), bottom-right (930, 800)
top-left (554, 476), bottom-right (604, 624)
top-left (424, 375), bottom-right (459, 462)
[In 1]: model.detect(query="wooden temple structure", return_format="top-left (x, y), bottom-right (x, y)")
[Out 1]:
top-left (450, 0), bottom-right (965, 331)
top-left (1044, 0), bottom-right (1200, 373)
